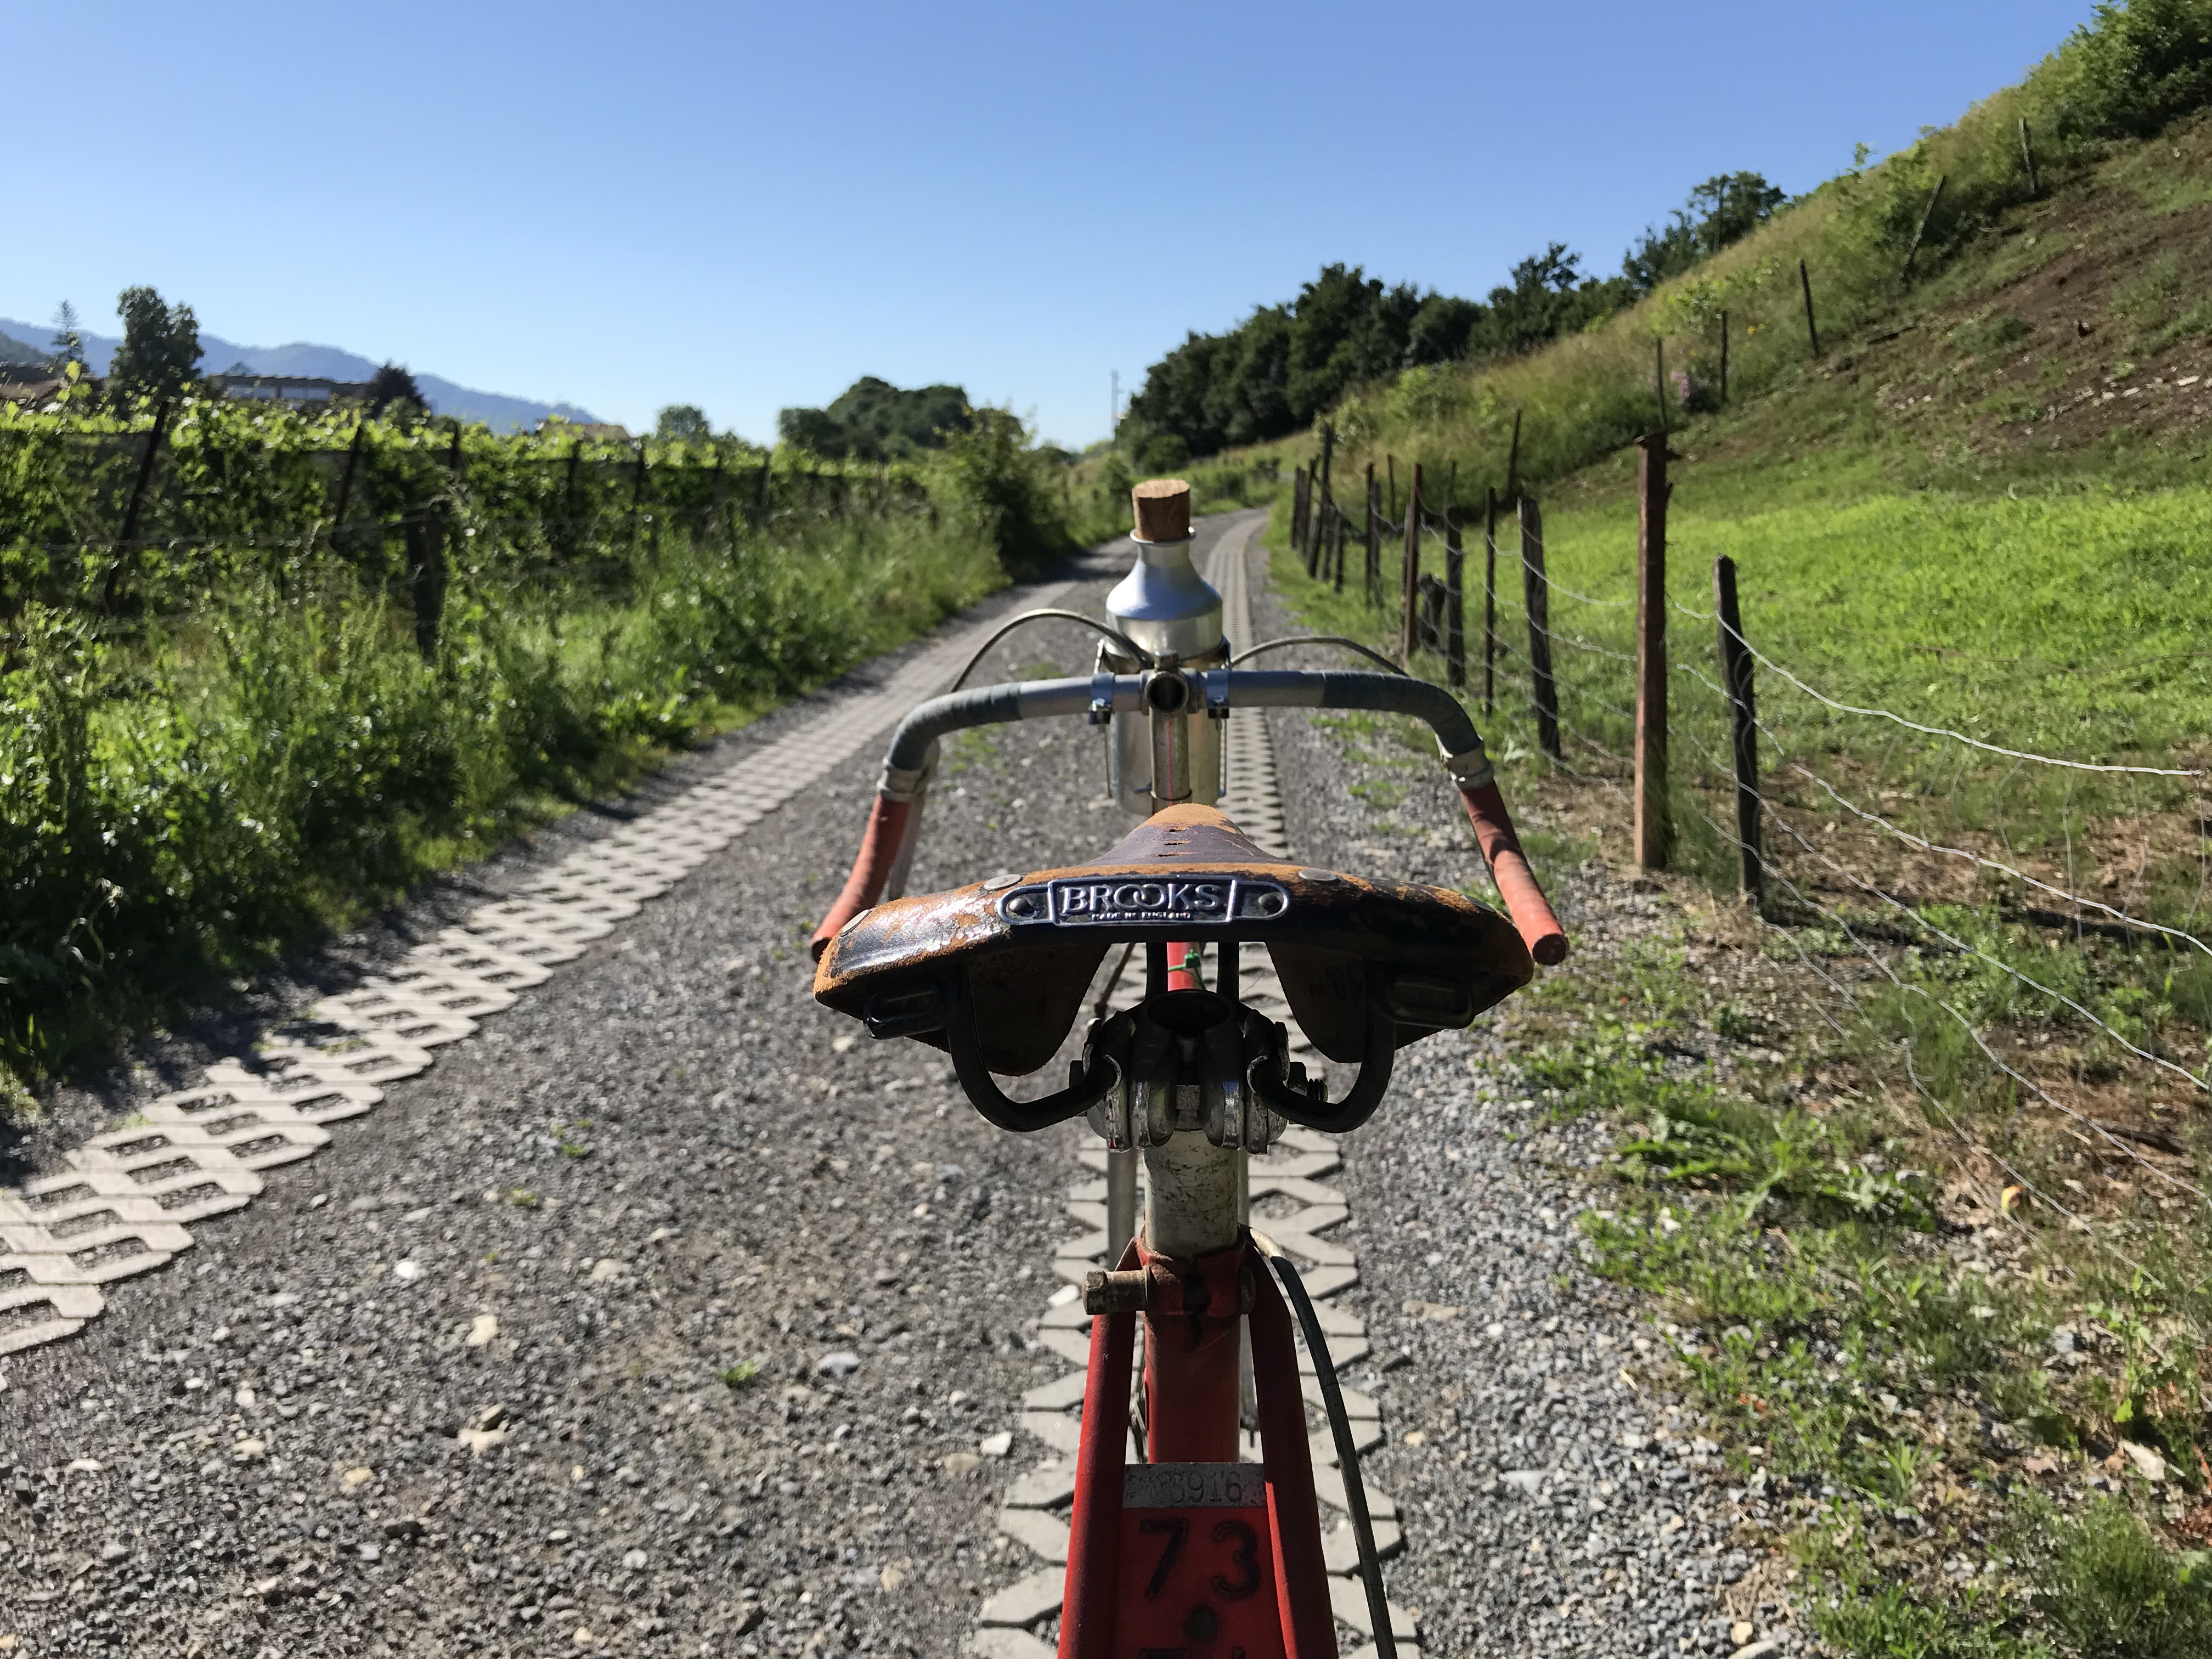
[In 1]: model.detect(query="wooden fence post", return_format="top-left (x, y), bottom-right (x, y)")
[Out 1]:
top-left (1504, 409), bottom-right (1522, 506)
top-left (1482, 486), bottom-right (1498, 715)
top-left (1300, 425), bottom-right (1336, 575)
top-left (1799, 259), bottom-right (1822, 358)
top-left (1714, 555), bottom-right (1762, 905)
top-left (330, 414), bottom-right (367, 551)
top-left (1519, 494), bottom-right (1559, 759)
top-left (1291, 465), bottom-right (1309, 555)
top-left (1444, 506), bottom-right (1465, 689)
top-left (1385, 455), bottom-right (1397, 526)
top-left (561, 438), bottom-right (585, 558)
top-left (1400, 464), bottom-right (1423, 662)
top-left (100, 397), bottom-right (171, 612)
top-left (2018, 116), bottom-right (2040, 197)
top-left (627, 441), bottom-right (650, 554)
top-left (1363, 465), bottom-right (1381, 607)
top-left (404, 504), bottom-right (447, 661)
top-left (1634, 435), bottom-right (1672, 871)
top-left (1899, 174), bottom-right (1948, 282)
top-left (1653, 339), bottom-right (1669, 435)
top-left (1718, 311), bottom-right (1730, 405)
top-left (1330, 503), bottom-right (1346, 593)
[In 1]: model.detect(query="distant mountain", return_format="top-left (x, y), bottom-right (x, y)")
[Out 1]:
top-left (0, 319), bottom-right (599, 433)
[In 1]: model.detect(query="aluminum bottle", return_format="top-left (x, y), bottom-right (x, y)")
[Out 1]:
top-left (1102, 523), bottom-right (1226, 814)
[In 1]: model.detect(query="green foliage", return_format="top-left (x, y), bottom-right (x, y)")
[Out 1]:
top-left (49, 302), bottom-right (83, 368)
top-left (0, 398), bottom-right (1021, 1092)
top-left (106, 286), bottom-right (203, 402)
top-left (936, 405), bottom-right (1071, 571)
top-left (2053, 0), bottom-right (2212, 139)
top-left (1124, 263), bottom-right (1494, 459)
top-left (1130, 165), bottom-right (1780, 463)
top-left (365, 363), bottom-right (424, 417)
top-left (1624, 173), bottom-right (1790, 294)
top-left (777, 376), bottom-right (972, 461)
top-left (2037, 1500), bottom-right (2212, 1657)
top-left (1948, 310), bottom-right (2034, 357)
top-left (1135, 432), bottom-right (1189, 473)
top-left (654, 404), bottom-right (713, 442)
top-left (1812, 1570), bottom-right (2042, 1658)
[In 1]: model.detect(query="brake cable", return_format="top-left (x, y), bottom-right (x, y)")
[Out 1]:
top-left (945, 609), bottom-right (1154, 693)
top-left (1229, 635), bottom-right (1408, 675)
top-left (1250, 1229), bottom-right (1398, 1659)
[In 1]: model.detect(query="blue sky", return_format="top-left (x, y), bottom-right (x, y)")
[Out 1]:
top-left (8, 0), bottom-right (2095, 446)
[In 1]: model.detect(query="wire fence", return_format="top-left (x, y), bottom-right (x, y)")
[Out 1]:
top-left (0, 409), bottom-right (934, 635)
top-left (1284, 460), bottom-right (2212, 1297)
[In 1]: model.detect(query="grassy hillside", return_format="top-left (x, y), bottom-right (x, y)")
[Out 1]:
top-left (1239, 10), bottom-right (2212, 1655)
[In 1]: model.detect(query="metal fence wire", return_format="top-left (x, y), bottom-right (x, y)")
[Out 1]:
top-left (1293, 464), bottom-right (2212, 1294)
top-left (0, 419), bottom-right (932, 619)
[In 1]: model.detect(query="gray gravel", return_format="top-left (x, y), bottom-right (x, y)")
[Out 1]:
top-left (0, 517), bottom-right (1809, 1658)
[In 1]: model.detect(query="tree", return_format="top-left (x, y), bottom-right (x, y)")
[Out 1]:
top-left (106, 286), bottom-right (203, 400)
top-left (1622, 173), bottom-right (1786, 293)
top-left (365, 363), bottom-right (426, 419)
top-left (776, 377), bottom-right (973, 460)
top-left (1126, 263), bottom-right (1481, 460)
top-left (777, 405), bottom-right (845, 455)
top-left (655, 404), bottom-right (712, 442)
top-left (49, 302), bottom-right (83, 366)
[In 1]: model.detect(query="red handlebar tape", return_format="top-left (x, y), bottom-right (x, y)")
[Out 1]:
top-left (1459, 780), bottom-right (1569, 966)
top-left (809, 793), bottom-right (913, 961)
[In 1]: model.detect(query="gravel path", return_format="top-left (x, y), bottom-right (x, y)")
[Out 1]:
top-left (0, 519), bottom-right (1807, 1659)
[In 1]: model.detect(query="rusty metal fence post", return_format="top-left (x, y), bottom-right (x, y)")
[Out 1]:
top-left (1444, 508), bottom-right (1465, 689)
top-left (1518, 494), bottom-right (1559, 760)
top-left (1634, 435), bottom-right (1671, 870)
top-left (1399, 464), bottom-right (1422, 662)
top-left (1714, 555), bottom-right (1763, 905)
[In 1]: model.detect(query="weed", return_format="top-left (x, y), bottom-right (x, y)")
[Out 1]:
top-left (2036, 1498), bottom-right (2212, 1657)
top-left (720, 1360), bottom-right (762, 1390)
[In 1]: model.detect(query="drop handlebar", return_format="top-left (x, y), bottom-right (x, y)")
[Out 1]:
top-left (809, 668), bottom-right (1567, 967)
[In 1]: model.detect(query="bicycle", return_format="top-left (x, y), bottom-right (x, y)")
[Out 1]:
top-left (810, 479), bottom-right (1566, 1658)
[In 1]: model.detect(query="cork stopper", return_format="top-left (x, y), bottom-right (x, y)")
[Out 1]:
top-left (1131, 478), bottom-right (1192, 542)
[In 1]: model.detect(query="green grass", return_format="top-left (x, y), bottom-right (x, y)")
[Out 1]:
top-left (1485, 908), bottom-right (2212, 1658)
top-left (0, 506), bottom-right (1007, 1099)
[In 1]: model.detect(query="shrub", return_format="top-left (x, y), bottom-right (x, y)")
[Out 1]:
top-left (2038, 1499), bottom-right (2212, 1657)
top-left (2057, 0), bottom-right (2212, 138)
top-left (937, 407), bottom-right (1071, 572)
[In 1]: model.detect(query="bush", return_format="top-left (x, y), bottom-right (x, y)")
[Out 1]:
top-left (936, 407), bottom-right (1072, 572)
top-left (2038, 1500), bottom-right (2212, 1657)
top-left (2058, 0), bottom-right (2212, 138)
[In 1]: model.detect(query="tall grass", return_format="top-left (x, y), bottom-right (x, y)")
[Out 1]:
top-left (0, 505), bottom-right (1003, 1094)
